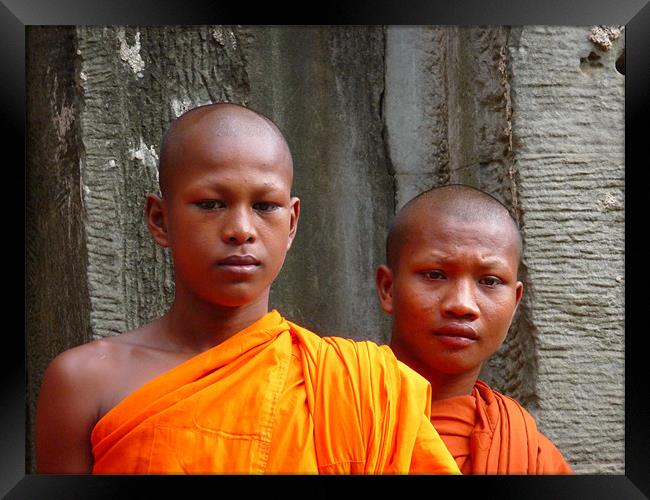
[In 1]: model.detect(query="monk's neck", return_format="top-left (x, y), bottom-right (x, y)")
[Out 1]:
top-left (390, 342), bottom-right (480, 400)
top-left (426, 370), bottom-right (479, 401)
top-left (162, 288), bottom-right (271, 353)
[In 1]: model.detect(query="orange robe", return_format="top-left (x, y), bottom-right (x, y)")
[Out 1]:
top-left (91, 310), bottom-right (460, 474)
top-left (429, 379), bottom-right (572, 474)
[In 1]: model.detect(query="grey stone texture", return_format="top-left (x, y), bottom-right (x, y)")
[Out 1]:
top-left (26, 26), bottom-right (94, 473)
top-left (509, 26), bottom-right (624, 474)
top-left (240, 27), bottom-right (394, 340)
top-left (26, 25), bottom-right (624, 474)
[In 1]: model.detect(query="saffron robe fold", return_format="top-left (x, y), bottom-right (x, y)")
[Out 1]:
top-left (91, 311), bottom-right (460, 474)
top-left (429, 379), bottom-right (572, 474)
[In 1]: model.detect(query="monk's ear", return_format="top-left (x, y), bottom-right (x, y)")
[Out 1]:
top-left (286, 196), bottom-right (301, 250)
top-left (375, 264), bottom-right (394, 314)
top-left (146, 194), bottom-right (169, 248)
top-left (515, 281), bottom-right (523, 305)
top-left (512, 280), bottom-right (524, 316)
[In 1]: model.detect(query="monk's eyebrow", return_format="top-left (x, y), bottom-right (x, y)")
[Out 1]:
top-left (426, 251), bottom-right (451, 261)
top-left (418, 252), bottom-right (510, 269)
top-left (478, 256), bottom-right (509, 267)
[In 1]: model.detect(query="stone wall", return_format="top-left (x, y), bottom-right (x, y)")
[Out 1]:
top-left (509, 26), bottom-right (624, 473)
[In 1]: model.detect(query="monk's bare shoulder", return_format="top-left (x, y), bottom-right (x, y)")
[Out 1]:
top-left (35, 320), bottom-right (169, 473)
top-left (44, 331), bottom-right (133, 406)
top-left (48, 319), bottom-right (162, 378)
top-left (43, 337), bottom-right (124, 402)
top-left (42, 319), bottom-right (172, 418)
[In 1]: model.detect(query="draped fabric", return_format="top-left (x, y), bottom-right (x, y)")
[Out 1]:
top-left (430, 380), bottom-right (572, 474)
top-left (91, 310), bottom-right (460, 474)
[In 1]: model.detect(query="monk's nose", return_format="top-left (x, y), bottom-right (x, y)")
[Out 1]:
top-left (441, 279), bottom-right (480, 320)
top-left (222, 207), bottom-right (256, 244)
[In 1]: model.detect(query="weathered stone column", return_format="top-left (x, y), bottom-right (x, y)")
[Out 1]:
top-left (26, 26), bottom-right (93, 473)
top-left (509, 25), bottom-right (624, 473)
top-left (75, 26), bottom-right (254, 340)
top-left (241, 26), bottom-right (394, 341)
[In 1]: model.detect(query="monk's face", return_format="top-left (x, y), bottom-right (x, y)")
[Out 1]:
top-left (378, 210), bottom-right (523, 378)
top-left (152, 120), bottom-right (299, 308)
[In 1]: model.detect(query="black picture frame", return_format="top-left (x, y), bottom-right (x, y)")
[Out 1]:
top-left (6, 1), bottom-right (648, 498)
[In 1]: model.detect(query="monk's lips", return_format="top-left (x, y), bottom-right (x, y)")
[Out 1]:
top-left (218, 255), bottom-right (260, 265)
top-left (216, 255), bottom-right (261, 274)
top-left (433, 334), bottom-right (477, 348)
top-left (433, 325), bottom-right (478, 347)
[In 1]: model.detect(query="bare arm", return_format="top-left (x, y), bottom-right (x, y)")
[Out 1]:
top-left (35, 347), bottom-right (103, 473)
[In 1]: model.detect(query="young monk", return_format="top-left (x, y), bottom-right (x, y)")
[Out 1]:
top-left (35, 103), bottom-right (459, 475)
top-left (375, 184), bottom-right (572, 474)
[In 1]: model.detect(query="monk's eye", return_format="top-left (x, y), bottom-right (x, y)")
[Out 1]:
top-left (196, 200), bottom-right (225, 210)
top-left (422, 270), bottom-right (445, 280)
top-left (479, 276), bottom-right (503, 287)
top-left (253, 202), bottom-right (280, 212)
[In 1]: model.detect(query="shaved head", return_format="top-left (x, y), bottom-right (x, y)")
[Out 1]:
top-left (386, 184), bottom-right (523, 270)
top-left (158, 102), bottom-right (292, 196)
